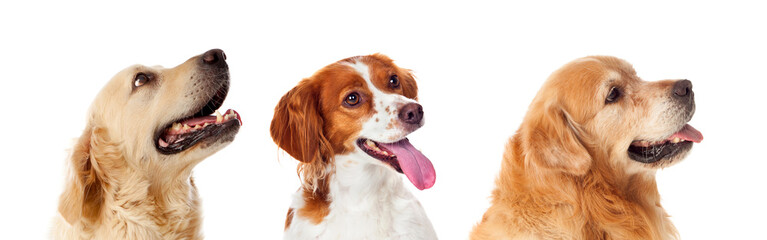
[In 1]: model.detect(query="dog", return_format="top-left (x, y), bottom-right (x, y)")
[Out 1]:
top-left (470, 56), bottom-right (702, 240)
top-left (53, 49), bottom-right (242, 239)
top-left (270, 54), bottom-right (438, 239)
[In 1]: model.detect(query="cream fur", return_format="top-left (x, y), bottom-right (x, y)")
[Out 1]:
top-left (53, 50), bottom-right (238, 240)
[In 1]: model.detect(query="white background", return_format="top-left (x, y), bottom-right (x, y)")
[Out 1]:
top-left (1, 1), bottom-right (765, 239)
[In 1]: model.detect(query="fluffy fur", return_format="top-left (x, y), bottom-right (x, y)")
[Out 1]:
top-left (471, 56), bottom-right (698, 240)
top-left (271, 54), bottom-right (437, 239)
top-left (53, 50), bottom-right (239, 239)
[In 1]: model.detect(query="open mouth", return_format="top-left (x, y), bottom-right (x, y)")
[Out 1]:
top-left (628, 124), bottom-right (703, 164)
top-left (358, 138), bottom-right (401, 172)
top-left (155, 86), bottom-right (242, 155)
top-left (356, 138), bottom-right (436, 190)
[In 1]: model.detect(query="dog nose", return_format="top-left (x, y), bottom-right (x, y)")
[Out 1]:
top-left (672, 79), bottom-right (692, 98)
top-left (399, 103), bottom-right (424, 124)
top-left (202, 49), bottom-right (227, 66)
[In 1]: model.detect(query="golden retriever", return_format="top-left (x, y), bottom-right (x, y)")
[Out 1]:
top-left (53, 49), bottom-right (242, 239)
top-left (471, 56), bottom-right (702, 240)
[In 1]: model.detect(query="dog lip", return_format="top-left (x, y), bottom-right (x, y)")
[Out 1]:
top-left (356, 138), bottom-right (403, 173)
top-left (627, 140), bottom-right (693, 164)
top-left (155, 109), bottom-right (241, 155)
top-left (155, 119), bottom-right (240, 155)
top-left (627, 123), bottom-right (701, 164)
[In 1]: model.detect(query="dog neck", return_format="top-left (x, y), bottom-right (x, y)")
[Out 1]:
top-left (94, 159), bottom-right (201, 238)
top-left (144, 162), bottom-right (198, 200)
top-left (331, 150), bottom-right (405, 202)
top-left (287, 150), bottom-right (420, 239)
top-left (500, 135), bottom-right (677, 239)
top-left (295, 150), bottom-right (408, 228)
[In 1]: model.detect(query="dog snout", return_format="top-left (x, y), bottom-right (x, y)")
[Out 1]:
top-left (201, 49), bottom-right (227, 67)
top-left (670, 79), bottom-right (695, 120)
top-left (671, 79), bottom-right (694, 105)
top-left (672, 79), bottom-right (692, 98)
top-left (399, 103), bottom-right (424, 125)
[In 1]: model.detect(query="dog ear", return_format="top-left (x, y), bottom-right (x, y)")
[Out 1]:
top-left (270, 80), bottom-right (333, 163)
top-left (58, 126), bottom-right (105, 224)
top-left (400, 70), bottom-right (419, 100)
top-left (522, 103), bottom-right (591, 175)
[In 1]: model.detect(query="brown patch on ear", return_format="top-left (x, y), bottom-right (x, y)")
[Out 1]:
top-left (270, 79), bottom-right (334, 223)
top-left (58, 126), bottom-right (120, 224)
top-left (522, 103), bottom-right (591, 175)
top-left (400, 70), bottom-right (419, 100)
top-left (270, 80), bottom-right (333, 163)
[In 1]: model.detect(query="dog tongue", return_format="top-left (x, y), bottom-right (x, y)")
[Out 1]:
top-left (670, 124), bottom-right (703, 143)
top-left (379, 139), bottom-right (436, 190)
top-left (180, 116), bottom-right (217, 126)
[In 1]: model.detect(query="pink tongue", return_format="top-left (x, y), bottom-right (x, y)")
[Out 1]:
top-left (670, 124), bottom-right (703, 143)
top-left (180, 116), bottom-right (217, 126)
top-left (379, 139), bottom-right (436, 190)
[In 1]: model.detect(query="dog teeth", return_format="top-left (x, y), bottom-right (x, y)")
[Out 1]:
top-left (194, 125), bottom-right (201, 130)
top-left (172, 123), bottom-right (182, 131)
top-left (671, 137), bottom-right (681, 143)
top-left (367, 141), bottom-right (381, 151)
top-left (203, 123), bottom-right (209, 127)
top-left (182, 124), bottom-right (191, 130)
top-left (215, 110), bottom-right (223, 123)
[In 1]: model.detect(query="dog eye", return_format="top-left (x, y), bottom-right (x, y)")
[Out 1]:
top-left (605, 87), bottom-right (621, 103)
top-left (344, 92), bottom-right (361, 106)
top-left (389, 75), bottom-right (400, 89)
top-left (134, 73), bottom-right (150, 87)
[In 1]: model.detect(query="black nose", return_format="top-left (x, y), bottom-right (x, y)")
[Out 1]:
top-left (202, 49), bottom-right (226, 66)
top-left (399, 103), bottom-right (424, 124)
top-left (672, 79), bottom-right (692, 98)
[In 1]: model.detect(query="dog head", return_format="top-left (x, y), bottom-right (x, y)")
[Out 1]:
top-left (59, 49), bottom-right (241, 223)
top-left (270, 54), bottom-right (435, 190)
top-left (89, 48), bottom-right (241, 162)
top-left (522, 56), bottom-right (702, 175)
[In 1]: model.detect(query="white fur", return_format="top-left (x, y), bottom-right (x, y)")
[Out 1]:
top-left (285, 151), bottom-right (437, 240)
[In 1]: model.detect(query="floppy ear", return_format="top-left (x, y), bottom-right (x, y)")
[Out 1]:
top-left (522, 103), bottom-right (591, 175)
top-left (270, 80), bottom-right (333, 163)
top-left (400, 70), bottom-right (419, 100)
top-left (58, 126), bottom-right (105, 224)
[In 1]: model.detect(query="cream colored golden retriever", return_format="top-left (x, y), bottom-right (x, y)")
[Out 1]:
top-left (53, 49), bottom-right (242, 239)
top-left (471, 56), bottom-right (702, 240)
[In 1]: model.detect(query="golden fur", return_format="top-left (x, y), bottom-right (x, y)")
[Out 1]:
top-left (471, 56), bottom-right (693, 240)
top-left (53, 50), bottom-right (238, 239)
